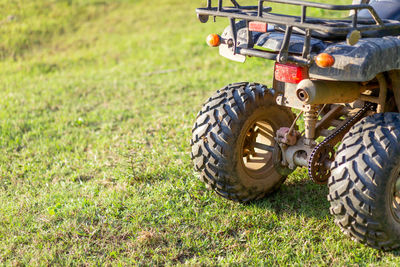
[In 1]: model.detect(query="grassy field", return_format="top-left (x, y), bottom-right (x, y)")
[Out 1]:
top-left (0, 0), bottom-right (400, 265)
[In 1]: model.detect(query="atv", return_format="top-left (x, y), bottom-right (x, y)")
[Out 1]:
top-left (191, 0), bottom-right (400, 250)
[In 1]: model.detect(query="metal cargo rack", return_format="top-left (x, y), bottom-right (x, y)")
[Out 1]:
top-left (196, 0), bottom-right (400, 65)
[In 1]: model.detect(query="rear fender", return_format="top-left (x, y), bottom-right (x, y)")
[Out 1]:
top-left (219, 21), bottom-right (247, 63)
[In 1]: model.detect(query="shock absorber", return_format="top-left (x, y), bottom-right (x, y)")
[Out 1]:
top-left (303, 106), bottom-right (319, 145)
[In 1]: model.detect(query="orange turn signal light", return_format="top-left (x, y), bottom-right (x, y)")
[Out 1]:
top-left (206, 34), bottom-right (221, 47)
top-left (315, 53), bottom-right (335, 68)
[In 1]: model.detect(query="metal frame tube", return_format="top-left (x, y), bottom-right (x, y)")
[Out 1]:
top-left (376, 73), bottom-right (387, 113)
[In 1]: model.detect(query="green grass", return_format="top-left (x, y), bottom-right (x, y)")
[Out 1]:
top-left (0, 0), bottom-right (399, 265)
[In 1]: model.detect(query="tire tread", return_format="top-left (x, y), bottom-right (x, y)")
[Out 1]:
top-left (328, 113), bottom-right (400, 250)
top-left (191, 82), bottom-right (293, 202)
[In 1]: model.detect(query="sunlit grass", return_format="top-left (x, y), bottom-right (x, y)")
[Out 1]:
top-left (0, 0), bottom-right (399, 264)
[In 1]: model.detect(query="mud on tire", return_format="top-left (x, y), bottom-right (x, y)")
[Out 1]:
top-left (328, 113), bottom-right (400, 250)
top-left (190, 82), bottom-right (295, 202)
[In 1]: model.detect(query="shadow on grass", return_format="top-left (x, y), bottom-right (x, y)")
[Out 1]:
top-left (251, 177), bottom-right (331, 220)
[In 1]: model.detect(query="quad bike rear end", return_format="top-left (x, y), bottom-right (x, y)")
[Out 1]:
top-left (191, 0), bottom-right (400, 250)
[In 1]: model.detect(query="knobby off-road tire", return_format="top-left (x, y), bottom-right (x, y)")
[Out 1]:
top-left (328, 113), bottom-right (400, 250)
top-left (190, 82), bottom-right (295, 202)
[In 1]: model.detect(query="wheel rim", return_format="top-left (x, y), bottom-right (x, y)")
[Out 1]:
top-left (391, 174), bottom-right (400, 222)
top-left (240, 119), bottom-right (275, 178)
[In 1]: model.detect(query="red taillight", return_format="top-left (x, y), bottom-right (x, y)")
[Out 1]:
top-left (249, 21), bottom-right (268, 33)
top-left (274, 63), bottom-right (308, 84)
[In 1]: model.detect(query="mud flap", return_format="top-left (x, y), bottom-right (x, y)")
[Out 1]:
top-left (219, 44), bottom-right (246, 63)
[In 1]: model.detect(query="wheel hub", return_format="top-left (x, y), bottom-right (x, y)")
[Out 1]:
top-left (241, 120), bottom-right (275, 173)
top-left (243, 127), bottom-right (258, 158)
